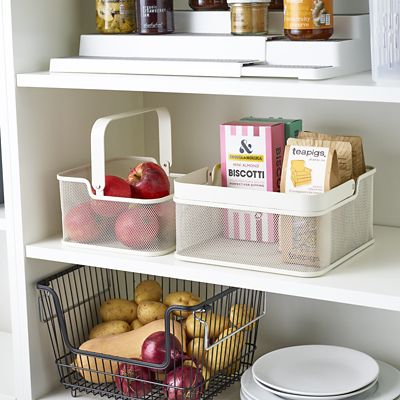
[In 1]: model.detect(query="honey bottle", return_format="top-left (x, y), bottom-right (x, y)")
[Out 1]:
top-left (284, 0), bottom-right (333, 41)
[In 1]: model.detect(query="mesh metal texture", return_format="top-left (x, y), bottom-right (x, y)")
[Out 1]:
top-left (176, 173), bottom-right (374, 276)
top-left (59, 159), bottom-right (176, 256)
top-left (37, 265), bottom-right (265, 399)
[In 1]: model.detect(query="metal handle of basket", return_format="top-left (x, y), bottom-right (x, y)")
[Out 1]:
top-left (91, 107), bottom-right (172, 195)
top-left (194, 293), bottom-right (267, 351)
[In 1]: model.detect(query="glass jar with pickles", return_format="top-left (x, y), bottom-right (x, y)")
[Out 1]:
top-left (96, 0), bottom-right (136, 33)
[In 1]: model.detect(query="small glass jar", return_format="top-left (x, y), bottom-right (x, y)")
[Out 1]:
top-left (269, 0), bottom-right (283, 10)
top-left (96, 0), bottom-right (136, 34)
top-left (136, 0), bottom-right (174, 34)
top-left (228, 0), bottom-right (269, 35)
top-left (284, 0), bottom-right (333, 41)
top-left (189, 0), bottom-right (229, 11)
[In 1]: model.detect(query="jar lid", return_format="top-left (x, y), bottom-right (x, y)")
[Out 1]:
top-left (227, 0), bottom-right (270, 4)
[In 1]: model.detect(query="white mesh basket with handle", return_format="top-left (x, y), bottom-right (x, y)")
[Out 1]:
top-left (58, 107), bottom-right (177, 256)
top-left (174, 166), bottom-right (376, 277)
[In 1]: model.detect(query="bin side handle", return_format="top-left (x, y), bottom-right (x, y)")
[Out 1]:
top-left (91, 107), bottom-right (172, 195)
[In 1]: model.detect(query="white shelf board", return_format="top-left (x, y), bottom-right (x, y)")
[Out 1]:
top-left (26, 225), bottom-right (400, 312)
top-left (0, 205), bottom-right (5, 231)
top-left (0, 332), bottom-right (16, 400)
top-left (39, 382), bottom-right (240, 400)
top-left (16, 71), bottom-right (400, 104)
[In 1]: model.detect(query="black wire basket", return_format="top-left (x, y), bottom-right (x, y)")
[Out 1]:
top-left (37, 265), bottom-right (266, 399)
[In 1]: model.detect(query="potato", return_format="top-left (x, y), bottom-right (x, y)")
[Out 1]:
top-left (164, 291), bottom-right (202, 318)
top-left (89, 320), bottom-right (130, 339)
top-left (230, 304), bottom-right (256, 331)
top-left (137, 301), bottom-right (167, 325)
top-left (186, 312), bottom-right (229, 339)
top-left (187, 338), bottom-right (206, 364)
top-left (135, 280), bottom-right (162, 304)
top-left (205, 328), bottom-right (244, 372)
top-left (130, 319), bottom-right (143, 330)
top-left (100, 299), bottom-right (137, 323)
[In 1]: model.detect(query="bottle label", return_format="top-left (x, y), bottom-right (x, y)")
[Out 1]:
top-left (284, 0), bottom-right (333, 30)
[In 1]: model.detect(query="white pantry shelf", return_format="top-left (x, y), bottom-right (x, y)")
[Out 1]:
top-left (0, 205), bottom-right (6, 231)
top-left (0, 332), bottom-right (16, 400)
top-left (16, 71), bottom-right (400, 103)
top-left (26, 225), bottom-right (400, 312)
top-left (38, 382), bottom-right (240, 400)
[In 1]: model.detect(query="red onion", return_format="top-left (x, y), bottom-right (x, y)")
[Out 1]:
top-left (141, 331), bottom-right (184, 372)
top-left (164, 365), bottom-right (205, 400)
top-left (114, 360), bottom-right (154, 397)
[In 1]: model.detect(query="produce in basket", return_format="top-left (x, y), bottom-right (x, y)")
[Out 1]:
top-left (164, 365), bottom-right (205, 400)
top-left (90, 175), bottom-right (131, 217)
top-left (230, 304), bottom-right (256, 331)
top-left (141, 331), bottom-right (184, 372)
top-left (76, 319), bottom-right (186, 384)
top-left (89, 320), bottom-right (131, 339)
top-left (206, 328), bottom-right (245, 372)
top-left (137, 301), bottom-right (167, 325)
top-left (115, 360), bottom-right (154, 398)
top-left (186, 312), bottom-right (229, 339)
top-left (115, 207), bottom-right (160, 248)
top-left (64, 202), bottom-right (104, 243)
top-left (127, 162), bottom-right (170, 199)
top-left (100, 298), bottom-right (138, 323)
top-left (131, 319), bottom-right (144, 330)
top-left (135, 279), bottom-right (163, 304)
top-left (165, 291), bottom-right (202, 318)
top-left (187, 337), bottom-right (206, 364)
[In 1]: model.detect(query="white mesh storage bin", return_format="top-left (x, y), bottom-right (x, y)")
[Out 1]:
top-left (174, 167), bottom-right (375, 277)
top-left (370, 0), bottom-right (400, 82)
top-left (58, 108), bottom-right (176, 256)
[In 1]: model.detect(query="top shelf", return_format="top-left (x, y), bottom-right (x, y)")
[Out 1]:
top-left (16, 71), bottom-right (400, 104)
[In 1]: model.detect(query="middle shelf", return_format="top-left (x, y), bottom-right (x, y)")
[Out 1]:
top-left (26, 225), bottom-right (400, 312)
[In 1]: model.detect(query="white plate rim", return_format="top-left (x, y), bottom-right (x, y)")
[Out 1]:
top-left (253, 376), bottom-right (379, 400)
top-left (252, 345), bottom-right (380, 396)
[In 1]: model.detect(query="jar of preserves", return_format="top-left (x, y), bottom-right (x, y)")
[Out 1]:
top-left (284, 0), bottom-right (333, 40)
top-left (189, 0), bottom-right (229, 11)
top-left (96, 0), bottom-right (136, 33)
top-left (228, 0), bottom-right (269, 35)
top-left (136, 0), bottom-right (174, 34)
top-left (269, 0), bottom-right (283, 10)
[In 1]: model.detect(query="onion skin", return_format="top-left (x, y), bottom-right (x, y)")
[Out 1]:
top-left (114, 360), bottom-right (154, 397)
top-left (141, 331), bottom-right (183, 372)
top-left (164, 365), bottom-right (205, 400)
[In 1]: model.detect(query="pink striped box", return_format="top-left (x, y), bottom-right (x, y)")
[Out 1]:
top-left (220, 121), bottom-right (285, 242)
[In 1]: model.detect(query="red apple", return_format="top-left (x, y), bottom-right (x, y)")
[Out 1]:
top-left (115, 207), bottom-right (160, 248)
top-left (127, 162), bottom-right (170, 199)
top-left (64, 203), bottom-right (103, 243)
top-left (91, 175), bottom-right (131, 217)
top-left (153, 202), bottom-right (176, 242)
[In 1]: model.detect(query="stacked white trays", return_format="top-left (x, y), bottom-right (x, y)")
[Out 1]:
top-left (174, 167), bottom-right (376, 277)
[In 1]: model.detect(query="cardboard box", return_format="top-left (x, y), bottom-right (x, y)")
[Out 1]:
top-left (220, 121), bottom-right (285, 242)
top-left (240, 117), bottom-right (302, 141)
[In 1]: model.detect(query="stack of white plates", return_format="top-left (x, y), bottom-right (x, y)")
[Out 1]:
top-left (241, 345), bottom-right (400, 400)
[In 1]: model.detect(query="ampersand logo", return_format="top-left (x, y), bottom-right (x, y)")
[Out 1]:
top-left (239, 139), bottom-right (253, 154)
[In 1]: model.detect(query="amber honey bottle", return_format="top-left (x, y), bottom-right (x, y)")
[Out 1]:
top-left (284, 0), bottom-right (333, 40)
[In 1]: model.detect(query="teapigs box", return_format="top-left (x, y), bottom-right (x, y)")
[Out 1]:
top-left (240, 116), bottom-right (302, 141)
top-left (220, 121), bottom-right (285, 242)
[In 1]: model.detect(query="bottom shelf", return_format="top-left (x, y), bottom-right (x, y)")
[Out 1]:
top-left (38, 382), bottom-right (240, 400)
top-left (0, 331), bottom-right (16, 400)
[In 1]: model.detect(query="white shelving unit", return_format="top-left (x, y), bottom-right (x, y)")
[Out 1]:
top-left (26, 226), bottom-right (400, 312)
top-left (0, 332), bottom-right (16, 400)
top-left (2, 1), bottom-right (400, 400)
top-left (0, 205), bottom-right (5, 231)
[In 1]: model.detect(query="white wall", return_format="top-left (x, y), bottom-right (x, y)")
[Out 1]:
top-left (0, 231), bottom-right (11, 333)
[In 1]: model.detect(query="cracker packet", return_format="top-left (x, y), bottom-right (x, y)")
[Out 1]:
top-left (298, 131), bottom-right (366, 180)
